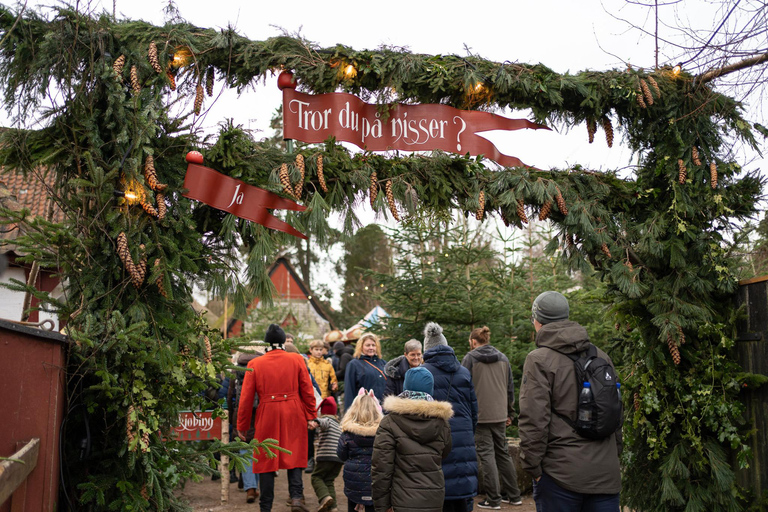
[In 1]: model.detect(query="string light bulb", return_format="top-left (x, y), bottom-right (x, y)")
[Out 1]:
top-left (171, 47), bottom-right (193, 68)
top-left (672, 63), bottom-right (682, 76)
top-left (344, 64), bottom-right (357, 79)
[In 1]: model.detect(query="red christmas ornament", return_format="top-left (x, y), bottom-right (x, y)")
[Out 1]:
top-left (277, 71), bottom-right (296, 90)
top-left (186, 151), bottom-right (204, 164)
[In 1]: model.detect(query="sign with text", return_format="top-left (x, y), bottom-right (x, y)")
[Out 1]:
top-left (283, 89), bottom-right (549, 168)
top-left (169, 411), bottom-right (223, 441)
top-left (183, 159), bottom-right (307, 239)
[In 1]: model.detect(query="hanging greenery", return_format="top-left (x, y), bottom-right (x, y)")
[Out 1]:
top-left (0, 4), bottom-right (764, 511)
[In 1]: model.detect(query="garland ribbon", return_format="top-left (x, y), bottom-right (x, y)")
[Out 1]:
top-left (183, 161), bottom-right (307, 239)
top-left (283, 89), bottom-right (550, 168)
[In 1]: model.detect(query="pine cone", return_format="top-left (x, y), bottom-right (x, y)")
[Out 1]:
top-left (385, 180), bottom-right (400, 221)
top-left (640, 79), bottom-right (654, 106)
top-left (113, 54), bottom-right (126, 80)
top-left (678, 159), bottom-right (687, 184)
top-left (516, 199), bottom-right (529, 224)
top-left (501, 212), bottom-right (510, 227)
top-left (633, 393), bottom-right (641, 412)
top-left (279, 163), bottom-right (294, 197)
top-left (141, 200), bottom-right (159, 218)
top-left (206, 67), bottom-right (215, 97)
top-left (140, 485), bottom-right (149, 501)
top-left (148, 42), bottom-right (162, 73)
top-left (677, 325), bottom-right (686, 345)
top-left (476, 190), bottom-right (485, 220)
top-left (692, 146), bottom-right (701, 166)
top-left (668, 333), bottom-right (681, 365)
top-left (567, 234), bottom-right (574, 247)
top-left (601, 243), bottom-right (612, 258)
top-left (636, 88), bottom-right (647, 108)
top-left (587, 117), bottom-right (596, 144)
top-left (317, 155), bottom-right (328, 193)
top-left (602, 117), bottom-right (614, 148)
top-left (134, 244), bottom-right (147, 287)
top-left (117, 232), bottom-right (137, 278)
top-left (166, 70), bottom-right (176, 91)
top-left (710, 161), bottom-right (718, 188)
top-left (130, 65), bottom-right (141, 95)
top-left (144, 155), bottom-right (167, 192)
top-left (369, 171), bottom-right (378, 209)
top-left (156, 193), bottom-right (166, 221)
top-left (294, 154), bottom-right (305, 198)
top-left (204, 336), bottom-right (212, 364)
top-left (555, 188), bottom-right (568, 215)
top-left (194, 84), bottom-right (204, 115)
top-left (154, 259), bottom-right (168, 298)
top-left (647, 75), bottom-right (661, 97)
top-left (538, 200), bottom-right (552, 221)
top-left (626, 260), bottom-right (634, 271)
top-left (140, 427), bottom-right (150, 453)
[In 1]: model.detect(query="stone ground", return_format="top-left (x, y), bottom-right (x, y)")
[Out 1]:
top-left (176, 471), bottom-right (537, 512)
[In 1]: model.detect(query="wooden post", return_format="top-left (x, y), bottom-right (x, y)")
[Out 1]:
top-left (220, 410), bottom-right (229, 504)
top-left (0, 438), bottom-right (40, 506)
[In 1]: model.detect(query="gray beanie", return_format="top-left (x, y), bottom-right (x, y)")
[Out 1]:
top-left (423, 322), bottom-right (448, 351)
top-left (532, 291), bottom-right (569, 324)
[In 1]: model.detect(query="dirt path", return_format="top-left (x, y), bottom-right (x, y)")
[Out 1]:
top-left (177, 471), bottom-right (536, 512)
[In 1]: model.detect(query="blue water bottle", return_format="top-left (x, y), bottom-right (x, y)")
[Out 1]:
top-left (577, 381), bottom-right (594, 426)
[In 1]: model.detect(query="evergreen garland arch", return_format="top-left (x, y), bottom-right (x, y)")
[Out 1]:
top-left (0, 5), bottom-right (763, 511)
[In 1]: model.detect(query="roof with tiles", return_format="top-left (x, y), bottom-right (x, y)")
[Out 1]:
top-left (0, 167), bottom-right (64, 253)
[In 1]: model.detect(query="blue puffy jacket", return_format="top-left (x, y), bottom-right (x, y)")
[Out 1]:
top-left (423, 344), bottom-right (479, 500)
top-left (343, 355), bottom-right (387, 412)
top-left (338, 424), bottom-right (379, 505)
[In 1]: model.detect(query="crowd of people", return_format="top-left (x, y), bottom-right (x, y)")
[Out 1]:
top-left (230, 291), bottom-right (623, 512)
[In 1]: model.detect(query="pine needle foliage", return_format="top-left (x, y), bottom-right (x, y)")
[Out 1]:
top-left (0, 4), bottom-right (764, 510)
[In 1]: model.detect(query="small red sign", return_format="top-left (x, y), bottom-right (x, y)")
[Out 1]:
top-left (169, 411), bottom-right (223, 441)
top-left (282, 89), bottom-right (550, 168)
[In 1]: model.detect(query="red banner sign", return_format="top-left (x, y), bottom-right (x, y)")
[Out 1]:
top-left (283, 89), bottom-right (549, 168)
top-left (183, 161), bottom-right (307, 239)
top-left (169, 411), bottom-right (223, 441)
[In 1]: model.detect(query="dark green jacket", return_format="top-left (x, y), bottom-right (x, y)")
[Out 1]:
top-left (519, 320), bottom-right (622, 494)
top-left (371, 396), bottom-right (453, 512)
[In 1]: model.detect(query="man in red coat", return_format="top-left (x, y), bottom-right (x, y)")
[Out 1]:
top-left (238, 324), bottom-right (317, 512)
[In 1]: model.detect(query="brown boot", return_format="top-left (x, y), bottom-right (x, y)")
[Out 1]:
top-left (246, 488), bottom-right (258, 503)
top-left (317, 496), bottom-right (334, 512)
top-left (291, 498), bottom-right (310, 512)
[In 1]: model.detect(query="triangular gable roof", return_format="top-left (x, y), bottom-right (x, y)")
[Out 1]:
top-left (226, 256), bottom-right (336, 337)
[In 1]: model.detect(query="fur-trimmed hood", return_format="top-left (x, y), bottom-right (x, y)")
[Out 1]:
top-left (383, 395), bottom-right (454, 420)
top-left (341, 421), bottom-right (380, 436)
top-left (384, 355), bottom-right (409, 379)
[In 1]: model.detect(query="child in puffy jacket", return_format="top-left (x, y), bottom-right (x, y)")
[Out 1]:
top-left (310, 397), bottom-right (344, 512)
top-left (337, 388), bottom-right (383, 512)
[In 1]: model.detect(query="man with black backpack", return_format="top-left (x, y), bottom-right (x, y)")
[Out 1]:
top-left (519, 291), bottom-right (622, 512)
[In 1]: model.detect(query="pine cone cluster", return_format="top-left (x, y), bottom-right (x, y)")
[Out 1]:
top-left (640, 79), bottom-right (654, 106)
top-left (369, 171), bottom-right (378, 208)
top-left (130, 66), bottom-right (141, 95)
top-left (692, 146), bottom-right (701, 166)
top-left (113, 54), bottom-right (126, 79)
top-left (710, 161), bottom-right (718, 188)
top-left (476, 190), bottom-right (485, 220)
top-left (538, 200), bottom-right (552, 221)
top-left (154, 259), bottom-right (168, 298)
top-left (602, 117), bottom-right (614, 148)
top-left (678, 159), bottom-right (687, 184)
top-left (516, 199), bottom-right (529, 224)
top-left (317, 155), bottom-right (328, 192)
top-left (385, 180), bottom-right (400, 221)
top-left (279, 163), bottom-right (294, 197)
top-left (555, 188), bottom-right (568, 215)
top-left (667, 333), bottom-right (681, 365)
top-left (148, 42), bottom-right (162, 73)
top-left (587, 117), bottom-right (596, 144)
top-left (206, 67), bottom-right (215, 97)
top-left (204, 336), bottom-right (212, 364)
top-left (647, 75), bottom-right (661, 97)
top-left (144, 155), bottom-right (167, 191)
top-left (601, 243), bottom-right (612, 258)
top-left (166, 71), bottom-right (177, 91)
top-left (294, 154), bottom-right (305, 198)
top-left (194, 84), bottom-right (204, 115)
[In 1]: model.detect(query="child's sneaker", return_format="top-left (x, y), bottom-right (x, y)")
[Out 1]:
top-left (317, 496), bottom-right (334, 512)
top-left (477, 500), bottom-right (501, 510)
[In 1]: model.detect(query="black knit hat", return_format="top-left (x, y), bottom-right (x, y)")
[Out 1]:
top-left (265, 324), bottom-right (286, 349)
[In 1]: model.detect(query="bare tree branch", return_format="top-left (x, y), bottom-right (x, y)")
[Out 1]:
top-left (699, 51), bottom-right (768, 83)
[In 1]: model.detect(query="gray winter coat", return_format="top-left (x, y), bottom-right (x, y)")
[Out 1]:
top-left (518, 320), bottom-right (622, 494)
top-left (461, 344), bottom-right (516, 423)
top-left (371, 396), bottom-right (453, 512)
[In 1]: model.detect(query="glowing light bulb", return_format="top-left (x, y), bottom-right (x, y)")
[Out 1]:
top-left (672, 63), bottom-right (682, 76)
top-left (344, 64), bottom-right (357, 78)
top-left (124, 191), bottom-right (138, 201)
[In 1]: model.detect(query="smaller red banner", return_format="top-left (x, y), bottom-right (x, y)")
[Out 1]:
top-left (183, 162), bottom-right (307, 239)
top-left (169, 411), bottom-right (223, 441)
